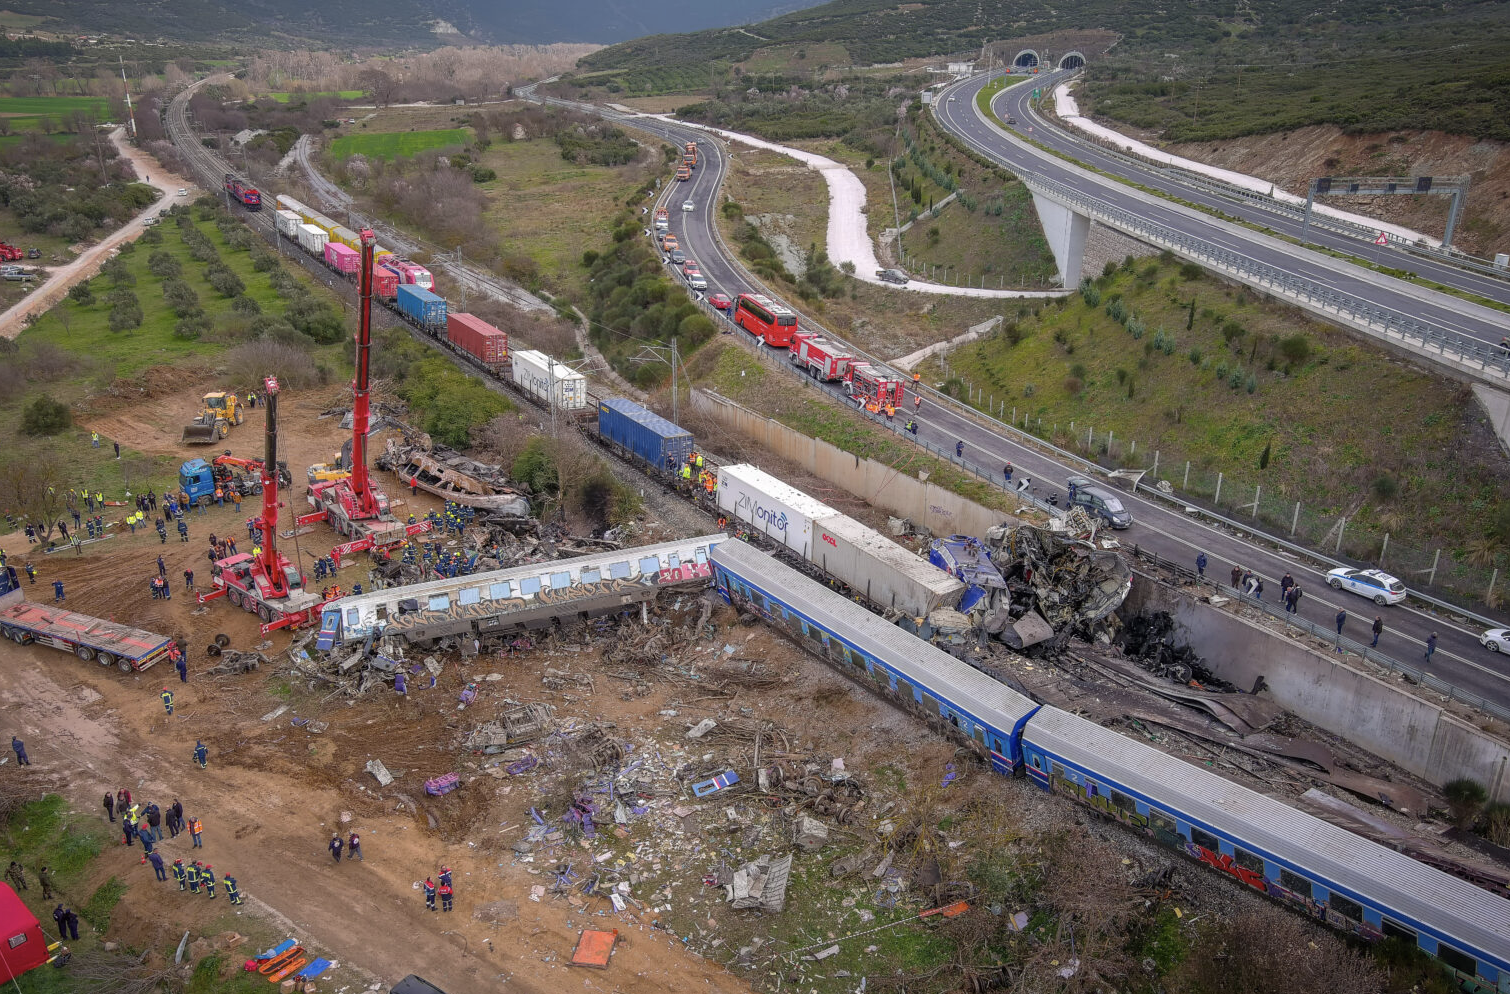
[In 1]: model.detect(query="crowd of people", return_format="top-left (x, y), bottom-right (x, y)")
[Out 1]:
top-left (105, 789), bottom-right (245, 909)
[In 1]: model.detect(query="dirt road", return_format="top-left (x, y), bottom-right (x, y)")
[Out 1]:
top-left (0, 130), bottom-right (196, 340)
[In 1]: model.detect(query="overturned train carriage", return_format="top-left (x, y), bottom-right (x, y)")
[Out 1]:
top-left (318, 535), bottom-right (726, 650)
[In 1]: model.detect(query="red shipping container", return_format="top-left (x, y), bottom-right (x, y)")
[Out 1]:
top-left (324, 241), bottom-right (359, 275)
top-left (372, 265), bottom-right (400, 300)
top-left (447, 312), bottom-right (509, 365)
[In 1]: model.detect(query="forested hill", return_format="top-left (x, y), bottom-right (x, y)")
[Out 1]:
top-left (575, 0), bottom-right (1510, 140)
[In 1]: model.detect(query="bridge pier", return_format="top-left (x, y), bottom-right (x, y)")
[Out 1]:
top-left (1030, 191), bottom-right (1090, 287)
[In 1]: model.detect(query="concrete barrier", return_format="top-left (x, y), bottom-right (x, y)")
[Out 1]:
top-left (1124, 576), bottom-right (1510, 802)
top-left (692, 389), bottom-right (1015, 539)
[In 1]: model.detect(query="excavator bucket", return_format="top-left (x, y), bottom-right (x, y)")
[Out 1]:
top-left (180, 414), bottom-right (219, 445)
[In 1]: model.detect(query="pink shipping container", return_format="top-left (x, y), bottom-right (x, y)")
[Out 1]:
top-left (446, 312), bottom-right (509, 366)
top-left (324, 241), bottom-right (359, 275)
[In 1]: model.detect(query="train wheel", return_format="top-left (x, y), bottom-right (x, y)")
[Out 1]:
top-left (214, 633), bottom-right (231, 647)
top-left (98, 652), bottom-right (114, 668)
top-left (75, 645), bottom-right (94, 662)
top-left (206, 643), bottom-right (221, 657)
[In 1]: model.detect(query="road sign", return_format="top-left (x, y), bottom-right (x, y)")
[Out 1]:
top-left (1374, 232), bottom-right (1389, 246)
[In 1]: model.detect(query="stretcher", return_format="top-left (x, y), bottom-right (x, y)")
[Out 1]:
top-left (257, 945), bottom-right (304, 976)
top-left (268, 956), bottom-right (309, 983)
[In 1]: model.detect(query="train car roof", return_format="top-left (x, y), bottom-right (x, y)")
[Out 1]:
top-left (328, 534), bottom-right (727, 616)
top-left (717, 464), bottom-right (837, 522)
top-left (1026, 705), bottom-right (1510, 966)
top-left (814, 514), bottom-right (966, 601)
top-left (712, 539), bottom-right (1037, 728)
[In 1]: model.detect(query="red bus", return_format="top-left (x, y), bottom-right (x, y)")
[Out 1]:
top-left (733, 293), bottom-right (798, 347)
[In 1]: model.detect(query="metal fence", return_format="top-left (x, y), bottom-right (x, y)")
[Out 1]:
top-left (1128, 548), bottom-right (1510, 725)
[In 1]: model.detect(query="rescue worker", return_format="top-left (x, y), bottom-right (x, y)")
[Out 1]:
top-left (224, 874), bottom-right (243, 905)
top-left (171, 858), bottom-right (187, 891)
top-left (177, 518), bottom-right (189, 542)
top-left (11, 737), bottom-right (28, 766)
top-left (186, 861), bottom-right (201, 894)
top-left (328, 833), bottom-right (343, 862)
top-left (904, 419), bottom-right (918, 436)
top-left (439, 880), bottom-right (453, 912)
top-left (193, 740), bottom-right (208, 769)
top-left (148, 851), bottom-right (166, 882)
top-left (161, 688), bottom-right (174, 716)
top-left (438, 866), bottom-right (452, 889)
top-left (188, 816), bottom-right (203, 848)
top-left (52, 579), bottom-right (64, 602)
top-left (955, 440), bottom-right (964, 458)
top-left (423, 877), bottom-right (436, 911)
top-left (347, 832), bottom-right (362, 861)
top-left (201, 864), bottom-right (216, 899)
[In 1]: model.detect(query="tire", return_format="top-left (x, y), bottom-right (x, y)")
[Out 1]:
top-left (228, 590), bottom-right (243, 608)
top-left (217, 422), bottom-right (229, 439)
top-left (1329, 578), bottom-right (1342, 589)
top-left (15, 631), bottom-right (32, 645)
top-left (252, 483), bottom-right (263, 496)
top-left (117, 656), bottom-right (132, 672)
top-left (214, 633), bottom-right (231, 647)
top-left (76, 645), bottom-right (94, 662)
top-left (1374, 594), bottom-right (1388, 606)
top-left (206, 642), bottom-right (221, 657)
top-left (97, 652), bottom-right (114, 668)
top-left (257, 604), bottom-right (271, 622)
top-left (1488, 640), bottom-right (1503, 654)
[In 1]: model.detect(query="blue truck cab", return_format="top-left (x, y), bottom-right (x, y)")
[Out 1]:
top-left (180, 459), bottom-right (217, 505)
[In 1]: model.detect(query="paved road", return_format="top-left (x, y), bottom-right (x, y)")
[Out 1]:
top-left (933, 73), bottom-right (1510, 360)
top-left (996, 72), bottom-right (1510, 307)
top-left (526, 85), bottom-right (1510, 713)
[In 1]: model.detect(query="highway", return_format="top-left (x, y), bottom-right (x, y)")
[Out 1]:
top-left (933, 72), bottom-right (1510, 363)
top-left (518, 83), bottom-right (1510, 714)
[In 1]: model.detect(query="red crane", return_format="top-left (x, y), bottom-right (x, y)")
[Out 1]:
top-left (197, 375), bottom-right (323, 632)
top-left (302, 229), bottom-right (430, 562)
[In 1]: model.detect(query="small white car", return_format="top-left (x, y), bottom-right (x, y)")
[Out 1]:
top-left (176, 188), bottom-right (188, 197)
top-left (1481, 629), bottom-right (1508, 654)
top-left (1326, 567), bottom-right (1407, 606)
top-left (682, 200), bottom-right (695, 212)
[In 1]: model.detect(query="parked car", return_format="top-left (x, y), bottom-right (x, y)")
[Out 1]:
top-left (682, 200), bottom-right (696, 211)
top-left (1481, 628), bottom-right (1508, 653)
top-left (1325, 567), bottom-right (1407, 606)
top-left (176, 188), bottom-right (188, 197)
top-left (1065, 476), bottom-right (1132, 529)
top-left (876, 268), bottom-right (910, 285)
top-left (708, 292), bottom-right (732, 311)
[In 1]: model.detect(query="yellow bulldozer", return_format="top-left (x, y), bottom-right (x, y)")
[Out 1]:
top-left (180, 391), bottom-right (246, 445)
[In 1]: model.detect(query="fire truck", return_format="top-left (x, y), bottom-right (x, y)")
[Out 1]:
top-left (788, 333), bottom-right (853, 382)
top-left (846, 361), bottom-right (907, 409)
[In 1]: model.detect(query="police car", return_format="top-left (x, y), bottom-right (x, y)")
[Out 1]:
top-left (1325, 567), bottom-right (1407, 606)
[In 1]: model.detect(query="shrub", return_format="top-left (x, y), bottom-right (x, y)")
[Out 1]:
top-left (231, 294), bottom-right (261, 315)
top-left (20, 394), bottom-right (71, 435)
top-left (1127, 316), bottom-right (1145, 339)
top-left (1245, 373), bottom-right (1257, 394)
top-left (1444, 778), bottom-right (1488, 827)
top-left (107, 300), bottom-right (143, 332)
top-left (1259, 442), bottom-right (1271, 469)
top-left (1221, 320), bottom-right (1246, 343)
top-left (1279, 333), bottom-right (1313, 365)
top-left (147, 250), bottom-right (181, 279)
top-left (1372, 475), bottom-right (1399, 501)
top-left (67, 283), bottom-right (94, 306)
top-left (1188, 348), bottom-right (1202, 364)
top-left (1105, 298), bottom-right (1129, 324)
top-left (207, 269), bottom-right (245, 298)
top-left (1180, 262), bottom-right (1202, 280)
top-left (1063, 376), bottom-right (1082, 395)
top-left (1482, 802), bottom-right (1510, 847)
top-left (1227, 370), bottom-right (1244, 390)
top-left (470, 166), bottom-right (496, 183)
top-left (1079, 280), bottom-right (1101, 307)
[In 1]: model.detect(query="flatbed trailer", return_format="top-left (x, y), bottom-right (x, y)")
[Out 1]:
top-left (0, 600), bottom-right (173, 671)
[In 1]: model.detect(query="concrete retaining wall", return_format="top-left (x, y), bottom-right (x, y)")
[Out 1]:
top-left (692, 389), bottom-right (1015, 538)
top-left (1124, 576), bottom-right (1510, 802)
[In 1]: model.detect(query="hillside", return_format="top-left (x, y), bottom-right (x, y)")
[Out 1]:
top-left (13, 0), bottom-right (828, 47)
top-left (577, 0), bottom-right (1510, 141)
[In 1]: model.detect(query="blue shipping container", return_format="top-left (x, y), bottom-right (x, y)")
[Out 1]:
top-left (598, 397), bottom-right (693, 470)
top-left (396, 283), bottom-right (447, 329)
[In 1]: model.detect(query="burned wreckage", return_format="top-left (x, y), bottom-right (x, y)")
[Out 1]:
top-left (378, 431), bottom-right (531, 519)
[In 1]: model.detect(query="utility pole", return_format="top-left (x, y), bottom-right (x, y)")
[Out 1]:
top-left (119, 56), bottom-right (137, 141)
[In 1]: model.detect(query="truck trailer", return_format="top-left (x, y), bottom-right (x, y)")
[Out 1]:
top-left (0, 589), bottom-right (174, 672)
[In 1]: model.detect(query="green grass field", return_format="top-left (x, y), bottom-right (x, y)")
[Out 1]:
top-left (0, 95), bottom-right (111, 133)
top-left (263, 90), bottom-right (364, 104)
top-left (330, 128), bottom-right (470, 161)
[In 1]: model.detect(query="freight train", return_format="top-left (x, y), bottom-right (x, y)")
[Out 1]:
top-left (709, 538), bottom-right (1510, 991)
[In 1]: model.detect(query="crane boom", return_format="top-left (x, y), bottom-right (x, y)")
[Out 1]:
top-left (350, 229), bottom-right (379, 519)
top-left (259, 374), bottom-right (289, 597)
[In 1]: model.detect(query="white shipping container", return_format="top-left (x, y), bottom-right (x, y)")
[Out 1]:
top-left (716, 464), bottom-right (835, 559)
top-left (510, 349), bottom-right (587, 411)
top-left (812, 513), bottom-right (965, 617)
top-left (296, 223), bottom-right (328, 256)
top-left (274, 210), bottom-right (302, 237)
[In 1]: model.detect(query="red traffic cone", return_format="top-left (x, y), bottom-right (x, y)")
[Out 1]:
top-left (140, 854), bottom-right (147, 865)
